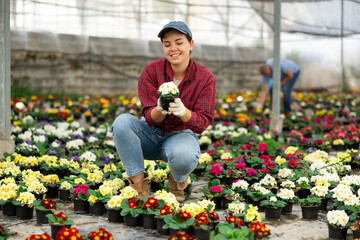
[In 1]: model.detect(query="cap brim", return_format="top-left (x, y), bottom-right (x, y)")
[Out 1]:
top-left (158, 27), bottom-right (189, 38)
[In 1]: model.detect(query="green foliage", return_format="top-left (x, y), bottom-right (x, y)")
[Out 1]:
top-left (214, 224), bottom-right (253, 240)
top-left (298, 195), bottom-right (321, 206)
top-left (120, 198), bottom-right (144, 217)
top-left (163, 211), bottom-right (194, 230)
top-left (46, 213), bottom-right (74, 225)
top-left (11, 75), bottom-right (41, 98)
top-left (260, 196), bottom-right (286, 209)
top-left (0, 225), bottom-right (16, 239)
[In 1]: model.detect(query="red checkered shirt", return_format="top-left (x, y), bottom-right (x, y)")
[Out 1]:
top-left (138, 58), bottom-right (215, 134)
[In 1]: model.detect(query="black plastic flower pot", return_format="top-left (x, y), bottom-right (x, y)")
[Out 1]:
top-left (184, 183), bottom-right (192, 197)
top-left (156, 216), bottom-right (169, 235)
top-left (2, 202), bottom-right (16, 216)
top-left (107, 209), bottom-right (124, 223)
top-left (160, 98), bottom-right (174, 111)
top-left (265, 206), bottom-right (282, 220)
top-left (73, 199), bottom-right (89, 214)
top-left (318, 198), bottom-right (328, 211)
top-left (89, 202), bottom-right (106, 216)
top-left (124, 214), bottom-right (143, 227)
top-left (50, 224), bottom-right (72, 239)
top-left (142, 213), bottom-right (157, 229)
top-left (353, 229), bottom-right (360, 239)
top-left (301, 205), bottom-right (319, 220)
top-left (193, 226), bottom-right (210, 240)
top-left (59, 189), bottom-right (71, 202)
top-left (36, 209), bottom-right (52, 224)
top-left (16, 205), bottom-right (34, 220)
top-left (281, 202), bottom-right (293, 215)
top-left (211, 196), bottom-right (224, 210)
top-left (328, 224), bottom-right (348, 240)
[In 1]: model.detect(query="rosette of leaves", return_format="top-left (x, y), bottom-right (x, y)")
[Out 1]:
top-left (33, 197), bottom-right (62, 212)
top-left (46, 212), bottom-right (74, 225)
top-left (163, 210), bottom-right (194, 230)
top-left (260, 195), bottom-right (286, 209)
top-left (298, 195), bottom-right (321, 206)
top-left (144, 198), bottom-right (166, 215)
top-left (87, 189), bottom-right (111, 206)
top-left (201, 178), bottom-right (226, 199)
top-left (70, 184), bottom-right (90, 201)
top-left (120, 198), bottom-right (144, 217)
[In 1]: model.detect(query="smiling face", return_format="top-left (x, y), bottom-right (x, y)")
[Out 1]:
top-left (162, 30), bottom-right (194, 68)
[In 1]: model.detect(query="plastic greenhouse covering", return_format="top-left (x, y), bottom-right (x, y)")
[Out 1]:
top-left (249, 0), bottom-right (360, 37)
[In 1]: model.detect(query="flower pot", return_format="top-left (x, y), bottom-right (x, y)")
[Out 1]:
top-left (184, 183), bottom-right (192, 197)
top-left (193, 226), bottom-right (210, 240)
top-left (36, 209), bottom-right (52, 224)
top-left (89, 202), bottom-right (106, 216)
top-left (107, 209), bottom-right (124, 223)
top-left (318, 198), bottom-right (328, 211)
top-left (59, 189), bottom-right (71, 202)
top-left (46, 186), bottom-right (59, 198)
top-left (281, 202), bottom-right (293, 215)
top-left (200, 144), bottom-right (209, 151)
top-left (156, 216), bottom-right (170, 235)
top-left (124, 214), bottom-right (143, 227)
top-left (352, 229), bottom-right (360, 239)
top-left (328, 224), bottom-right (348, 240)
top-left (73, 199), bottom-right (89, 214)
top-left (50, 224), bottom-right (72, 239)
top-left (16, 205), bottom-right (34, 220)
top-left (150, 181), bottom-right (164, 193)
top-left (265, 206), bottom-right (282, 220)
top-left (2, 202), bottom-right (16, 216)
top-left (160, 98), bottom-right (175, 111)
top-left (142, 213), bottom-right (156, 229)
top-left (248, 199), bottom-right (265, 212)
top-left (211, 221), bottom-right (220, 231)
top-left (224, 177), bottom-right (236, 187)
top-left (301, 205), bottom-right (319, 220)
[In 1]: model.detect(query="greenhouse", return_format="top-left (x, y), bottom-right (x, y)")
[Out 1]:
top-left (1, 0), bottom-right (360, 239)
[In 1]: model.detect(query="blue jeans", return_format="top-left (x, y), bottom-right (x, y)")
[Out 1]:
top-left (111, 113), bottom-right (200, 182)
top-left (270, 70), bottom-right (300, 114)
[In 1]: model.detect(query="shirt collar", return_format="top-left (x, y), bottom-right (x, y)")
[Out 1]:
top-left (165, 59), bottom-right (194, 83)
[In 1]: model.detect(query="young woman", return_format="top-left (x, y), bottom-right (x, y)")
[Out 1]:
top-left (112, 21), bottom-right (215, 202)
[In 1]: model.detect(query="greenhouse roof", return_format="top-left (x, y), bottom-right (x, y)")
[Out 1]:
top-left (249, 0), bottom-right (360, 37)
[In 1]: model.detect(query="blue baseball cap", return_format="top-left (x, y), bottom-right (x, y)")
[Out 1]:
top-left (158, 21), bottom-right (192, 39)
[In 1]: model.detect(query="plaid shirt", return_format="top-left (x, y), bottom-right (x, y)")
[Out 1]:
top-left (138, 58), bottom-right (215, 134)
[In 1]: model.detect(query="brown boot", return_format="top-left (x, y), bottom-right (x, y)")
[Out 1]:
top-left (127, 173), bottom-right (149, 199)
top-left (168, 173), bottom-right (189, 203)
